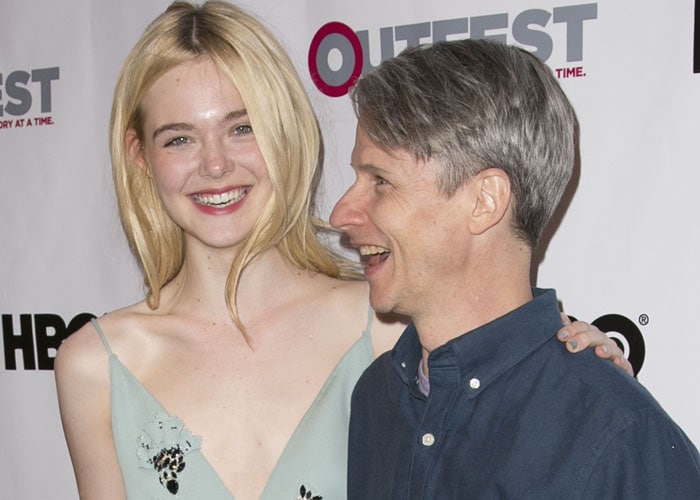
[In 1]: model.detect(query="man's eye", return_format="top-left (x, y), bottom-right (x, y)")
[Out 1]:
top-left (375, 175), bottom-right (389, 185)
top-left (164, 136), bottom-right (189, 147)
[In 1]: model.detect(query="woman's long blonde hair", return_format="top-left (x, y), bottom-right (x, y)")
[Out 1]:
top-left (110, 1), bottom-right (359, 330)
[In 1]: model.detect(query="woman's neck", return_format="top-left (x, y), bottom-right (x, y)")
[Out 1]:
top-left (160, 244), bottom-right (314, 324)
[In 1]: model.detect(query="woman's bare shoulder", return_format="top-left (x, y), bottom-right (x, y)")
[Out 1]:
top-left (323, 276), bottom-right (369, 300)
top-left (54, 305), bottom-right (141, 499)
top-left (310, 277), bottom-right (370, 320)
top-left (55, 301), bottom-right (151, 377)
top-left (369, 311), bottom-right (407, 358)
top-left (312, 277), bottom-right (406, 357)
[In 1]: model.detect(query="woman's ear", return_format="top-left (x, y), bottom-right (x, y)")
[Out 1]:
top-left (468, 167), bottom-right (511, 235)
top-left (125, 129), bottom-right (149, 173)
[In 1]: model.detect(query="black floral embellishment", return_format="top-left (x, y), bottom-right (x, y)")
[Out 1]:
top-left (137, 412), bottom-right (201, 495)
top-left (153, 445), bottom-right (186, 494)
top-left (298, 484), bottom-right (323, 500)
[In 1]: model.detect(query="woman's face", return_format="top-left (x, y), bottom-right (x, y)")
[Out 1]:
top-left (130, 56), bottom-right (272, 253)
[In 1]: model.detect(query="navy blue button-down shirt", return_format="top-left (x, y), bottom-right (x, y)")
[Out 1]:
top-left (348, 289), bottom-right (700, 499)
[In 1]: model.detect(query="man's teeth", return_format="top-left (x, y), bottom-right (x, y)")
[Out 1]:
top-left (193, 188), bottom-right (248, 207)
top-left (359, 245), bottom-right (389, 256)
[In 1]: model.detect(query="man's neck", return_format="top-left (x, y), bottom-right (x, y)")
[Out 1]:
top-left (413, 241), bottom-right (534, 359)
top-left (415, 280), bottom-right (533, 352)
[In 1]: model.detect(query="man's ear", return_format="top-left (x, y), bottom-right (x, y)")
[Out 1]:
top-left (468, 168), bottom-right (511, 235)
top-left (125, 129), bottom-right (149, 174)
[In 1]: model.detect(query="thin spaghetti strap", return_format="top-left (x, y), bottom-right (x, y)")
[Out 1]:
top-left (363, 306), bottom-right (374, 339)
top-left (91, 318), bottom-right (114, 356)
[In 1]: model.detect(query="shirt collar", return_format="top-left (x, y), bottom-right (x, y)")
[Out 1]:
top-left (390, 288), bottom-right (562, 399)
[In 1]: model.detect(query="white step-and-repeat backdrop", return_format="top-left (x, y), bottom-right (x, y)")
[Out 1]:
top-left (2, 1), bottom-right (698, 497)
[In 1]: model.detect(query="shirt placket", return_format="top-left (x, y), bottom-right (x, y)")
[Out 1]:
top-left (406, 362), bottom-right (462, 499)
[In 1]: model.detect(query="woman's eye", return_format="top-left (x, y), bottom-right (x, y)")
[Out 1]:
top-left (164, 136), bottom-right (189, 147)
top-left (234, 124), bottom-right (253, 135)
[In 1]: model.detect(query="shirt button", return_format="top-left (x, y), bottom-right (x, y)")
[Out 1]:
top-left (469, 377), bottom-right (481, 390)
top-left (421, 433), bottom-right (435, 447)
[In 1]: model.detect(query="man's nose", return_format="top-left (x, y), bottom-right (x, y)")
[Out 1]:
top-left (330, 186), bottom-right (367, 231)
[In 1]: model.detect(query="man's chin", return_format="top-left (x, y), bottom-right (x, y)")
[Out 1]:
top-left (368, 289), bottom-right (402, 316)
top-left (368, 293), bottom-right (392, 314)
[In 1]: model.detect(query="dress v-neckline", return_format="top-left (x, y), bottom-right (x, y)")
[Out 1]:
top-left (109, 328), bottom-right (370, 499)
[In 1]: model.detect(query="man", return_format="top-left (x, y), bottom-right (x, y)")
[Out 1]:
top-left (330, 39), bottom-right (700, 498)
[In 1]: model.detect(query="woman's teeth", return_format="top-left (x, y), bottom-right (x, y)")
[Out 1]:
top-left (193, 187), bottom-right (248, 207)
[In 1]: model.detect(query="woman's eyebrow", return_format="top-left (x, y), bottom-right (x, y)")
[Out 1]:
top-left (151, 109), bottom-right (248, 141)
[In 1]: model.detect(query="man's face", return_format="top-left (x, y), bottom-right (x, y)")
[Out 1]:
top-left (330, 126), bottom-right (471, 319)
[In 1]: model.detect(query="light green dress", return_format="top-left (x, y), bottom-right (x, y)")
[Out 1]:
top-left (92, 312), bottom-right (374, 500)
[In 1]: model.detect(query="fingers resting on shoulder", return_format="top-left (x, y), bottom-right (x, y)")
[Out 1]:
top-left (557, 312), bottom-right (634, 377)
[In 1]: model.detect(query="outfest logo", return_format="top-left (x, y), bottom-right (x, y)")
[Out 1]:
top-left (0, 66), bottom-right (59, 130)
top-left (308, 3), bottom-right (598, 97)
